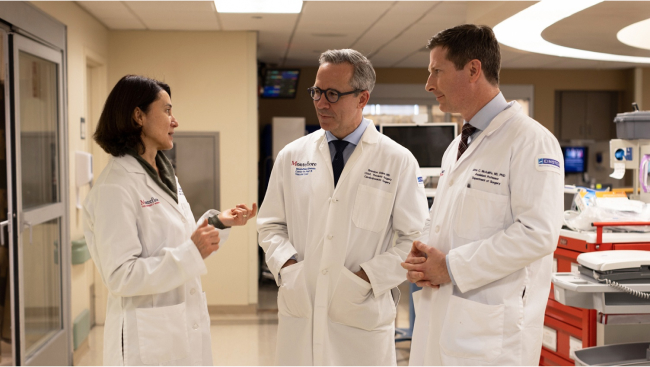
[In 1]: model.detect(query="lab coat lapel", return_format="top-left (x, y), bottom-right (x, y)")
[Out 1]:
top-left (317, 132), bottom-right (334, 187)
top-left (334, 120), bottom-right (378, 190)
top-left (451, 102), bottom-right (520, 173)
top-left (118, 155), bottom-right (185, 216)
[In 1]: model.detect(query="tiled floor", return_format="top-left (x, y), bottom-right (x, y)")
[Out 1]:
top-left (74, 281), bottom-right (413, 366)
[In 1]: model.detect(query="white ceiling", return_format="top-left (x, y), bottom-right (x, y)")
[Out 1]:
top-left (75, 1), bottom-right (650, 69)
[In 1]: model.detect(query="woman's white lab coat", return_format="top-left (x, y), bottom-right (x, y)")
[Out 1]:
top-left (83, 155), bottom-right (229, 366)
top-left (258, 120), bottom-right (429, 365)
top-left (409, 102), bottom-right (564, 366)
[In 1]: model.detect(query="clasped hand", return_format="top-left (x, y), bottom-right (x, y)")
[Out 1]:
top-left (192, 203), bottom-right (257, 259)
top-left (400, 241), bottom-right (451, 288)
top-left (218, 203), bottom-right (257, 227)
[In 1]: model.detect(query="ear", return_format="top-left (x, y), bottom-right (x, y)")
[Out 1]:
top-left (466, 59), bottom-right (482, 83)
top-left (132, 107), bottom-right (145, 126)
top-left (358, 90), bottom-right (370, 109)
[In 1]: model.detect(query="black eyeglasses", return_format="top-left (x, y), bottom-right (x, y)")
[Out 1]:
top-left (308, 86), bottom-right (363, 103)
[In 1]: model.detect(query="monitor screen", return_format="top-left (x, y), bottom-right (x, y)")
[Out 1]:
top-left (261, 69), bottom-right (300, 98)
top-left (381, 124), bottom-right (457, 169)
top-left (563, 146), bottom-right (587, 173)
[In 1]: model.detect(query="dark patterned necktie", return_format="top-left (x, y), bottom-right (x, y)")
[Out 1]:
top-left (457, 123), bottom-right (477, 160)
top-left (332, 140), bottom-right (349, 187)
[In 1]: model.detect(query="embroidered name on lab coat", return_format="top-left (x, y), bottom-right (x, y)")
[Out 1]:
top-left (140, 197), bottom-right (160, 207)
top-left (471, 168), bottom-right (506, 186)
top-left (364, 169), bottom-right (392, 185)
top-left (292, 160), bottom-right (317, 176)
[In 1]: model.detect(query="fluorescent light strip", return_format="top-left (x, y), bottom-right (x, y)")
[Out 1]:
top-left (618, 18), bottom-right (650, 51)
top-left (494, 0), bottom-right (650, 64)
top-left (215, 0), bottom-right (302, 14)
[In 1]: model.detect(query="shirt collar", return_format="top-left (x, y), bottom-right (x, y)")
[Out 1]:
top-left (325, 118), bottom-right (369, 146)
top-left (465, 91), bottom-right (510, 131)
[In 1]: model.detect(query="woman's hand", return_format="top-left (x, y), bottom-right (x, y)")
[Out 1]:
top-left (218, 203), bottom-right (257, 227)
top-left (191, 219), bottom-right (221, 259)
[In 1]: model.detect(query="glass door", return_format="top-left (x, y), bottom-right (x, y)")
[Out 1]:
top-left (9, 33), bottom-right (69, 365)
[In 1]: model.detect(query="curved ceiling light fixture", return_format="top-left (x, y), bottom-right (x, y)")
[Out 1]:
top-left (618, 18), bottom-right (650, 51)
top-left (494, 0), bottom-right (650, 64)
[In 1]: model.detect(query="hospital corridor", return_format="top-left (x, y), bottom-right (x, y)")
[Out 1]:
top-left (1, 1), bottom-right (650, 366)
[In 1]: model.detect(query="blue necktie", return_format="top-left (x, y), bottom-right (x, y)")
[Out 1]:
top-left (332, 140), bottom-right (349, 187)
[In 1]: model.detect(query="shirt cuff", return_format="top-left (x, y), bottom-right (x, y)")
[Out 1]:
top-left (446, 254), bottom-right (456, 286)
top-left (208, 215), bottom-right (229, 229)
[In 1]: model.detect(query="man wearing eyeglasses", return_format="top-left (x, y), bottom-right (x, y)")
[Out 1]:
top-left (257, 49), bottom-right (429, 365)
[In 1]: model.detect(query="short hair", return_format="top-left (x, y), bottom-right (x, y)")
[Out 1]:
top-left (319, 49), bottom-right (376, 93)
top-left (94, 75), bottom-right (171, 157)
top-left (427, 24), bottom-right (501, 85)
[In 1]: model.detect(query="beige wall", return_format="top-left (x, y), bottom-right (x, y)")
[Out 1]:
top-left (31, 0), bottom-right (110, 329)
top-left (108, 31), bottom-right (259, 306)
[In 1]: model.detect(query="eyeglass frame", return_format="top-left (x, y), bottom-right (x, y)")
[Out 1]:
top-left (307, 86), bottom-right (364, 103)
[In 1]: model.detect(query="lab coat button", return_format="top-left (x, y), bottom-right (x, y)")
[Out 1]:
top-left (327, 234), bottom-right (333, 240)
top-left (449, 179), bottom-right (454, 186)
top-left (435, 225), bottom-right (440, 233)
top-left (181, 217), bottom-right (187, 223)
top-left (193, 323), bottom-right (199, 330)
top-left (190, 288), bottom-right (196, 295)
top-left (322, 269), bottom-right (328, 275)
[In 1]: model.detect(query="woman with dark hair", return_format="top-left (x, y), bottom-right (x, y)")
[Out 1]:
top-left (83, 75), bottom-right (256, 365)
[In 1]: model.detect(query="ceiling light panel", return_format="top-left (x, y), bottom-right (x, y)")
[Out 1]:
top-left (215, 0), bottom-right (302, 14)
top-left (494, 0), bottom-right (650, 64)
top-left (618, 18), bottom-right (650, 51)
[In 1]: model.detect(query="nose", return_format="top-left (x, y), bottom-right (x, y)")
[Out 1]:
top-left (171, 115), bottom-right (179, 128)
top-left (425, 74), bottom-right (436, 93)
top-left (315, 95), bottom-right (330, 109)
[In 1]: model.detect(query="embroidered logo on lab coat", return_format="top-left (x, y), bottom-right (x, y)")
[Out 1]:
top-left (536, 154), bottom-right (562, 175)
top-left (140, 197), bottom-right (160, 208)
top-left (417, 176), bottom-right (424, 188)
top-left (292, 160), bottom-right (317, 176)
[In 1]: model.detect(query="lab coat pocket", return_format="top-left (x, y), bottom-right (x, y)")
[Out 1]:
top-left (278, 262), bottom-right (312, 319)
top-left (352, 185), bottom-right (393, 233)
top-left (328, 268), bottom-right (396, 331)
top-left (135, 302), bottom-right (191, 365)
top-left (454, 188), bottom-right (508, 241)
top-left (439, 295), bottom-right (505, 363)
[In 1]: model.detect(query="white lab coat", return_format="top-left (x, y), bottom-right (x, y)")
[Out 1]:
top-left (409, 102), bottom-right (564, 366)
top-left (257, 119), bottom-right (429, 365)
top-left (83, 155), bottom-right (230, 366)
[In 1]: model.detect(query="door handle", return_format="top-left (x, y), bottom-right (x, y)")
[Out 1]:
top-left (0, 220), bottom-right (7, 246)
top-left (23, 221), bottom-right (32, 244)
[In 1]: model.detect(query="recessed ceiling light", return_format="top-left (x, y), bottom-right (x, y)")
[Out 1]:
top-left (494, 0), bottom-right (650, 64)
top-left (215, 0), bottom-right (302, 14)
top-left (618, 18), bottom-right (650, 51)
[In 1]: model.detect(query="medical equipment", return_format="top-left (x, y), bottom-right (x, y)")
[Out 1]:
top-left (380, 123), bottom-right (457, 198)
top-left (553, 246), bottom-right (650, 365)
top-left (609, 138), bottom-right (650, 202)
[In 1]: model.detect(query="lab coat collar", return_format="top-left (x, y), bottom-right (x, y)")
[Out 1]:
top-left (113, 155), bottom-right (185, 216)
top-left (452, 101), bottom-right (522, 170)
top-left (315, 119), bottom-right (378, 191)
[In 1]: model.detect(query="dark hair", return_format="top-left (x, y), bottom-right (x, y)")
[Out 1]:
top-left (427, 24), bottom-right (500, 85)
top-left (94, 75), bottom-right (171, 156)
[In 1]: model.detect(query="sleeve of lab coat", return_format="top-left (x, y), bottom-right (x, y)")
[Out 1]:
top-left (86, 183), bottom-right (207, 297)
top-left (448, 132), bottom-right (564, 293)
top-left (257, 150), bottom-right (298, 285)
top-left (360, 154), bottom-right (430, 296)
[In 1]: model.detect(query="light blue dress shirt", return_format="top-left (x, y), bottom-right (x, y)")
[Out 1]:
top-left (446, 92), bottom-right (511, 286)
top-left (325, 118), bottom-right (369, 164)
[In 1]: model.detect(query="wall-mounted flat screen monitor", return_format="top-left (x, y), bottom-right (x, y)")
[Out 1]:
top-left (563, 146), bottom-right (587, 173)
top-left (380, 123), bottom-right (458, 177)
top-left (261, 69), bottom-right (300, 98)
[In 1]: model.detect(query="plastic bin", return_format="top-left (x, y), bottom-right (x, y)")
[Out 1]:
top-left (614, 110), bottom-right (650, 139)
top-left (573, 342), bottom-right (650, 366)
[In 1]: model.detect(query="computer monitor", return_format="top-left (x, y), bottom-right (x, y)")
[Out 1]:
top-left (563, 146), bottom-right (588, 174)
top-left (261, 69), bottom-right (300, 98)
top-left (380, 123), bottom-right (458, 177)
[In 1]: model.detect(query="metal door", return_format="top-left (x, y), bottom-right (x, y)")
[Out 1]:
top-left (7, 33), bottom-right (70, 365)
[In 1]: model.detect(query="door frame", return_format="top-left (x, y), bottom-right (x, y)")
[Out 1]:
top-left (8, 32), bottom-right (70, 366)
